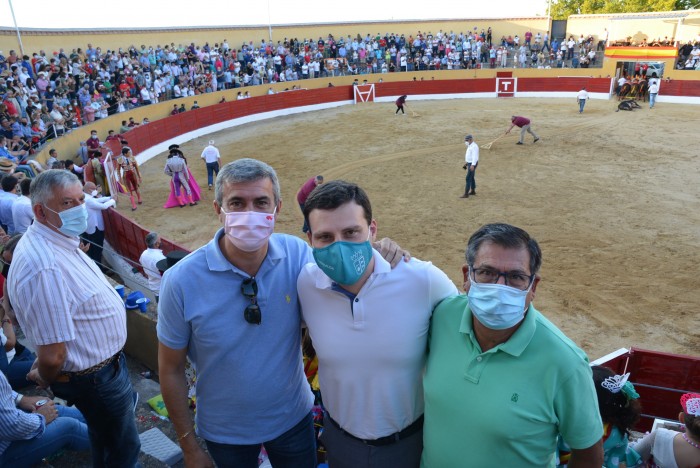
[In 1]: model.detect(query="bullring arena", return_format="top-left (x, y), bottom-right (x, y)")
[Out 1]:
top-left (3, 12), bottom-right (699, 361)
top-left (2, 9), bottom-right (700, 467)
top-left (125, 95), bottom-right (700, 360)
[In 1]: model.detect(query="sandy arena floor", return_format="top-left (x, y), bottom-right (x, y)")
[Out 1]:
top-left (120, 97), bottom-right (700, 359)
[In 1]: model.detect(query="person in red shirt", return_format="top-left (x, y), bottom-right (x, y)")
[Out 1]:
top-left (85, 130), bottom-right (102, 158)
top-left (296, 175), bottom-right (323, 233)
top-left (506, 115), bottom-right (540, 145)
top-left (395, 95), bottom-right (408, 115)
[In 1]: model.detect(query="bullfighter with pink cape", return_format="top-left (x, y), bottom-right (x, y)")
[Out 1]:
top-left (163, 145), bottom-right (201, 208)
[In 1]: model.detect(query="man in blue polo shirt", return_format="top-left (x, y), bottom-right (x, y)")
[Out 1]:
top-left (158, 158), bottom-right (405, 468)
top-left (422, 223), bottom-right (603, 467)
top-left (158, 159), bottom-right (316, 468)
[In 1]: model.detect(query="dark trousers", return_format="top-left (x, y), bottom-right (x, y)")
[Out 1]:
top-left (465, 164), bottom-right (477, 193)
top-left (206, 161), bottom-right (220, 186)
top-left (81, 229), bottom-right (105, 266)
top-left (51, 352), bottom-right (141, 467)
top-left (205, 412), bottom-right (316, 468)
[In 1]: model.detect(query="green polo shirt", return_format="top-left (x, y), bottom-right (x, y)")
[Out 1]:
top-left (422, 295), bottom-right (602, 467)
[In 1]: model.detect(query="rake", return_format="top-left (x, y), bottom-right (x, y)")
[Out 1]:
top-left (481, 133), bottom-right (507, 150)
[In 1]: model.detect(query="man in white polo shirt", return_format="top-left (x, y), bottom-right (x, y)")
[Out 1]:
top-left (298, 180), bottom-right (457, 468)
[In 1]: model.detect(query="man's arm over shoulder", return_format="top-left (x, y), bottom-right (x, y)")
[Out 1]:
top-left (420, 259), bottom-right (459, 306)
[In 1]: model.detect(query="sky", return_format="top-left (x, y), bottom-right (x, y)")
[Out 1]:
top-left (1, 0), bottom-right (547, 29)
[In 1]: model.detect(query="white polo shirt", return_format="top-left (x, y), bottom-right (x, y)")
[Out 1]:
top-left (298, 250), bottom-right (457, 439)
top-left (200, 145), bottom-right (220, 164)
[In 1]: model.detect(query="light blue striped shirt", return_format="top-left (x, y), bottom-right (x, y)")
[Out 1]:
top-left (0, 372), bottom-right (45, 455)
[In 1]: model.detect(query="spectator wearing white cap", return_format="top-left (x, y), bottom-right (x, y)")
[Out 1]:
top-left (200, 140), bottom-right (221, 190)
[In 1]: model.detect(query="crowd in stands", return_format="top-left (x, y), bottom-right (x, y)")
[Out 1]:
top-left (0, 27), bottom-right (608, 141)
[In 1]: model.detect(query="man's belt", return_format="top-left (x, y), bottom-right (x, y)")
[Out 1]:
top-left (327, 414), bottom-right (423, 447)
top-left (55, 351), bottom-right (121, 382)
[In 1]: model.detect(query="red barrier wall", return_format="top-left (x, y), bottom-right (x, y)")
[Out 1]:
top-left (104, 77), bottom-right (696, 267)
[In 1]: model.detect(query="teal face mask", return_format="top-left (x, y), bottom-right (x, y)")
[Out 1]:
top-left (312, 237), bottom-right (373, 286)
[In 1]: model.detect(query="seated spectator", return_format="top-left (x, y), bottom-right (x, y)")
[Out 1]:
top-left (632, 393), bottom-right (700, 468)
top-left (0, 235), bottom-right (36, 390)
top-left (0, 371), bottom-right (90, 466)
top-left (139, 232), bottom-right (166, 303)
top-left (0, 176), bottom-right (18, 235)
top-left (11, 179), bottom-right (32, 234)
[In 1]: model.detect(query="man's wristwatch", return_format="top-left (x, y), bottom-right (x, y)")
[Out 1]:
top-left (15, 393), bottom-right (23, 406)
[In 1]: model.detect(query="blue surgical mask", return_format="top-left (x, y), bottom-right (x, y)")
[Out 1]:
top-left (467, 277), bottom-right (532, 330)
top-left (312, 233), bottom-right (373, 286)
top-left (44, 203), bottom-right (88, 238)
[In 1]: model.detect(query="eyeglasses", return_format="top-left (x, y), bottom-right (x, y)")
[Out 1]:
top-left (241, 277), bottom-right (261, 325)
top-left (470, 266), bottom-right (534, 291)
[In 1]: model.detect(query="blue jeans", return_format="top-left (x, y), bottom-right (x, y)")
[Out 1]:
top-left (649, 92), bottom-right (657, 108)
top-left (579, 98), bottom-right (586, 113)
top-left (205, 161), bottom-right (220, 186)
top-left (0, 405), bottom-right (90, 467)
top-left (465, 164), bottom-right (477, 193)
top-left (0, 347), bottom-right (35, 390)
top-left (205, 412), bottom-right (316, 468)
top-left (50, 352), bottom-right (141, 468)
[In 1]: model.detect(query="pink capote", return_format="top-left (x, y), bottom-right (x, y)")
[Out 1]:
top-left (163, 168), bottom-right (202, 208)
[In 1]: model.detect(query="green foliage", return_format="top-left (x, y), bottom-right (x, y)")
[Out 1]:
top-left (549, 0), bottom-right (683, 19)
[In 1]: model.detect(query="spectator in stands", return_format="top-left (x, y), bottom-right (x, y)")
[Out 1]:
top-left (7, 170), bottom-right (141, 466)
top-left (632, 393), bottom-right (700, 468)
top-left (0, 234), bottom-right (36, 389)
top-left (422, 223), bottom-right (603, 467)
top-left (11, 178), bottom-right (33, 234)
top-left (80, 181), bottom-right (115, 267)
top-left (0, 176), bottom-right (17, 235)
top-left (139, 231), bottom-right (166, 303)
top-left (64, 159), bottom-right (84, 182)
top-left (77, 140), bottom-right (89, 165)
top-left (0, 370), bottom-right (91, 466)
top-left (85, 130), bottom-right (101, 159)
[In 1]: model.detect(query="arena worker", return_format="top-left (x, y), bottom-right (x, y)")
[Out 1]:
top-left (200, 140), bottom-right (221, 190)
top-left (139, 231), bottom-right (166, 303)
top-left (422, 223), bottom-right (604, 467)
top-left (460, 134), bottom-right (479, 199)
top-left (298, 180), bottom-right (457, 468)
top-left (395, 95), bottom-right (408, 114)
top-left (295, 174), bottom-right (323, 233)
top-left (157, 158), bottom-right (407, 468)
top-left (577, 87), bottom-right (589, 113)
top-left (506, 115), bottom-right (540, 145)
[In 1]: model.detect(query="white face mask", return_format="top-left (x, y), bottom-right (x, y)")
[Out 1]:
top-left (467, 274), bottom-right (532, 330)
top-left (221, 207), bottom-right (276, 252)
top-left (90, 190), bottom-right (98, 197)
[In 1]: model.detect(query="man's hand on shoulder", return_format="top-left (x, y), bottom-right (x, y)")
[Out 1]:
top-left (373, 237), bottom-right (411, 268)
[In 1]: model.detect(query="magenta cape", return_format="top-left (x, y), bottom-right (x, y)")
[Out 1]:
top-left (163, 169), bottom-right (202, 208)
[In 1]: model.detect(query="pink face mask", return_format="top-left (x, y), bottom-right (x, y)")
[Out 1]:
top-left (221, 207), bottom-right (276, 252)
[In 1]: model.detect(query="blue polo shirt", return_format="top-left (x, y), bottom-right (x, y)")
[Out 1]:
top-left (157, 230), bottom-right (314, 444)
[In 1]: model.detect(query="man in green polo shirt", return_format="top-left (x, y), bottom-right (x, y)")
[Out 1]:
top-left (422, 223), bottom-right (603, 467)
